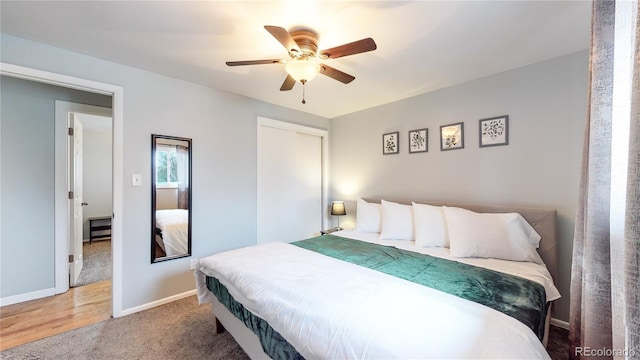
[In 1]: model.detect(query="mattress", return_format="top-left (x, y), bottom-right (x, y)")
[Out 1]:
top-left (196, 232), bottom-right (559, 359)
top-left (155, 209), bottom-right (189, 256)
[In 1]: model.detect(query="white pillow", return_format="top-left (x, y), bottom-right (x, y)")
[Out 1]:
top-left (379, 200), bottom-right (414, 240)
top-left (412, 202), bottom-right (449, 247)
top-left (355, 198), bottom-right (382, 233)
top-left (443, 206), bottom-right (543, 264)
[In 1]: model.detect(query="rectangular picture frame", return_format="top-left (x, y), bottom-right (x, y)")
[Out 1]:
top-left (382, 131), bottom-right (399, 155)
top-left (440, 122), bottom-right (464, 151)
top-left (479, 115), bottom-right (509, 147)
top-left (408, 128), bottom-right (428, 153)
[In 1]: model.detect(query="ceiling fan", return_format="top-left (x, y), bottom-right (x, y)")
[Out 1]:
top-left (226, 25), bottom-right (377, 104)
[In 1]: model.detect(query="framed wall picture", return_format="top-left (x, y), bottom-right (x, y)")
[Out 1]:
top-left (382, 131), bottom-right (399, 155)
top-left (479, 115), bottom-right (509, 147)
top-left (408, 128), bottom-right (428, 153)
top-left (440, 122), bottom-right (464, 151)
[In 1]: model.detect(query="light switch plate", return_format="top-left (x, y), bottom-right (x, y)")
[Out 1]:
top-left (132, 174), bottom-right (142, 187)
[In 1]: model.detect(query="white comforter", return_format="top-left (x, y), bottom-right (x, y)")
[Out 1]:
top-left (155, 209), bottom-right (188, 256)
top-left (196, 234), bottom-right (554, 359)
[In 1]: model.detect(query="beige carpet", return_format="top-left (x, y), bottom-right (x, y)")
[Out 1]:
top-left (547, 325), bottom-right (570, 360)
top-left (75, 240), bottom-right (112, 287)
top-left (0, 296), bottom-right (248, 360)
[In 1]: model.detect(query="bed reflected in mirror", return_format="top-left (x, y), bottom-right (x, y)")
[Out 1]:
top-left (151, 134), bottom-right (192, 263)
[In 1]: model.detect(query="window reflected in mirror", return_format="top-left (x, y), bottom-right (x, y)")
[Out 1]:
top-left (151, 134), bottom-right (192, 263)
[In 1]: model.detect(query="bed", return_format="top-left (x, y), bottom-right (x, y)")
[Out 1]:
top-left (155, 209), bottom-right (189, 256)
top-left (195, 199), bottom-right (560, 359)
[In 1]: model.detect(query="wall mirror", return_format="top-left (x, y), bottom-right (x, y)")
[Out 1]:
top-left (151, 134), bottom-right (192, 263)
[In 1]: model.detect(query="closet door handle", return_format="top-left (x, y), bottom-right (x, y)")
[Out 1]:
top-left (81, 202), bottom-right (89, 206)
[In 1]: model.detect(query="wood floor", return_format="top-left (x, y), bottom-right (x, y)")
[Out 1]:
top-left (0, 280), bottom-right (112, 351)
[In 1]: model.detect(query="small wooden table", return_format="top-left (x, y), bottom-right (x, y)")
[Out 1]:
top-left (88, 216), bottom-right (111, 243)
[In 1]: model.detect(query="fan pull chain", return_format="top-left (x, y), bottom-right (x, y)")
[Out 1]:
top-left (301, 80), bottom-right (307, 104)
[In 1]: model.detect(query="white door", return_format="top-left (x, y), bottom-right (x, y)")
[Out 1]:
top-left (293, 133), bottom-right (322, 238)
top-left (69, 114), bottom-right (84, 287)
top-left (258, 123), bottom-right (323, 244)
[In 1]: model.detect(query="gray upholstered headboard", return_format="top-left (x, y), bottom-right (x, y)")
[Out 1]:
top-left (362, 198), bottom-right (559, 283)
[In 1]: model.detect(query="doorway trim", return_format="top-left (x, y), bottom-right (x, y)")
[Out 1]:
top-left (256, 116), bottom-right (330, 235)
top-left (1, 62), bottom-right (125, 317)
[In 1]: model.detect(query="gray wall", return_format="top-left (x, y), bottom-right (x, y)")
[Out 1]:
top-left (0, 76), bottom-right (112, 297)
top-left (0, 34), bottom-right (329, 309)
top-left (330, 51), bottom-right (589, 322)
top-left (1, 31), bottom-right (586, 322)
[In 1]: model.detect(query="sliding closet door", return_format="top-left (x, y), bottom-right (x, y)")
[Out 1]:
top-left (257, 121), bottom-right (323, 244)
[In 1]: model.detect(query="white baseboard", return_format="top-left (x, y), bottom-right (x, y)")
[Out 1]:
top-left (0, 287), bottom-right (56, 307)
top-left (550, 317), bottom-right (570, 330)
top-left (119, 289), bottom-right (197, 317)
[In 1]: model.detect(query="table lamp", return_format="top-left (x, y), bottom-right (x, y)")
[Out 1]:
top-left (330, 201), bottom-right (347, 230)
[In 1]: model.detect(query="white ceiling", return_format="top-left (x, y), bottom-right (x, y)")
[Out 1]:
top-left (0, 1), bottom-right (592, 119)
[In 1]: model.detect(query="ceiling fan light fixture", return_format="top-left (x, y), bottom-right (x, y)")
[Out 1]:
top-left (285, 59), bottom-right (320, 83)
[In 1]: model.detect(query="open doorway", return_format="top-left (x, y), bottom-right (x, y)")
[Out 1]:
top-left (56, 102), bottom-right (113, 290)
top-left (74, 112), bottom-right (113, 288)
top-left (1, 62), bottom-right (124, 319)
top-left (0, 68), bottom-right (122, 348)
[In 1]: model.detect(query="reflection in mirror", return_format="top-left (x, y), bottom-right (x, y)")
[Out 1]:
top-left (151, 134), bottom-right (192, 263)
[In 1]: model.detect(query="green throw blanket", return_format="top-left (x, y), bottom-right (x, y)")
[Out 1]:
top-left (292, 235), bottom-right (548, 340)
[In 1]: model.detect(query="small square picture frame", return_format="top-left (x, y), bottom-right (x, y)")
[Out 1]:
top-left (479, 115), bottom-right (509, 147)
top-left (440, 122), bottom-right (464, 151)
top-left (382, 131), bottom-right (399, 155)
top-left (408, 128), bottom-right (428, 153)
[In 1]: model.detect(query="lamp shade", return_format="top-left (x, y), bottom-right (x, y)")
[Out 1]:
top-left (285, 59), bottom-right (320, 82)
top-left (330, 201), bottom-right (346, 216)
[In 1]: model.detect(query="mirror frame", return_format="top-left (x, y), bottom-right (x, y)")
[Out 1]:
top-left (151, 134), bottom-right (192, 263)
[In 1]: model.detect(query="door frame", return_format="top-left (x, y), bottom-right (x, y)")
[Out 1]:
top-left (256, 116), bottom-right (330, 239)
top-left (1, 62), bottom-right (125, 317)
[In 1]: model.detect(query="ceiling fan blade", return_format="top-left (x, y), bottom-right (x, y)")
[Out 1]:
top-left (319, 64), bottom-right (355, 84)
top-left (320, 38), bottom-right (377, 59)
top-left (264, 25), bottom-right (301, 55)
top-left (280, 75), bottom-right (296, 91)
top-left (226, 59), bottom-right (283, 66)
